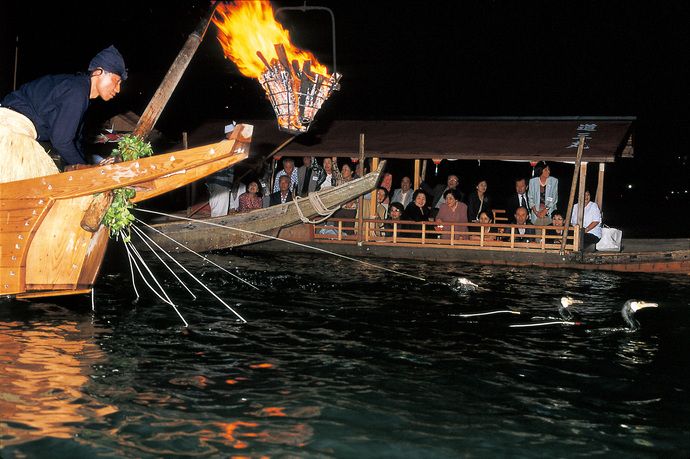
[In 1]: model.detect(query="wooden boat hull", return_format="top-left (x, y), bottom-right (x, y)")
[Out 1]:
top-left (141, 162), bottom-right (385, 253)
top-left (1, 124), bottom-right (252, 298)
top-left (236, 228), bottom-right (690, 274)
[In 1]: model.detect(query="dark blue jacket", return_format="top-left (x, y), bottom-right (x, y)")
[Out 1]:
top-left (2, 74), bottom-right (91, 164)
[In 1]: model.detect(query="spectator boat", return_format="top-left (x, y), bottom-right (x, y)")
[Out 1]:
top-left (201, 118), bottom-right (688, 274)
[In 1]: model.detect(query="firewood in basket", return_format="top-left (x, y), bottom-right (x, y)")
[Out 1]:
top-left (274, 44), bottom-right (294, 78)
top-left (257, 50), bottom-right (272, 71)
top-left (291, 60), bottom-right (302, 79)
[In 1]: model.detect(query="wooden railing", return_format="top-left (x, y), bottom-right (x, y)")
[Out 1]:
top-left (313, 217), bottom-right (580, 252)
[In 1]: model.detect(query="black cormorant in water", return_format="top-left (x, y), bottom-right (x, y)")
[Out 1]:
top-left (450, 277), bottom-right (478, 292)
top-left (557, 297), bottom-right (583, 321)
top-left (621, 300), bottom-right (658, 331)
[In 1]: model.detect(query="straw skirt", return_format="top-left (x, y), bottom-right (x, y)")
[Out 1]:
top-left (0, 107), bottom-right (60, 183)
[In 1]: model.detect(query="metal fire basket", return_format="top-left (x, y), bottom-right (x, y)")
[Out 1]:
top-left (259, 61), bottom-right (341, 134)
top-left (261, 4), bottom-right (340, 135)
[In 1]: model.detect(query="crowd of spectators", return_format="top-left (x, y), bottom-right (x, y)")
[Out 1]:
top-left (206, 151), bottom-right (600, 248)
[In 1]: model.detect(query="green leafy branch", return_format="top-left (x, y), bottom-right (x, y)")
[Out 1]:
top-left (101, 135), bottom-right (155, 242)
top-left (102, 188), bottom-right (136, 241)
top-left (111, 134), bottom-right (154, 161)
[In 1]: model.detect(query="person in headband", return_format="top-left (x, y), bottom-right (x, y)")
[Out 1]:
top-left (1, 46), bottom-right (128, 166)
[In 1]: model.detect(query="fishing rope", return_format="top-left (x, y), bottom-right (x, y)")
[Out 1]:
top-left (135, 220), bottom-right (259, 291)
top-left (451, 310), bottom-right (520, 317)
top-left (122, 233), bottom-right (189, 327)
top-left (124, 237), bottom-right (141, 300)
top-left (131, 225), bottom-right (197, 300)
top-left (509, 321), bottom-right (577, 328)
top-left (293, 192), bottom-right (340, 224)
top-left (131, 224), bottom-right (248, 323)
top-left (124, 235), bottom-right (178, 308)
top-left (135, 208), bottom-right (426, 282)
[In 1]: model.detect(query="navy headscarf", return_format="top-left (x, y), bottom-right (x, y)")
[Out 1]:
top-left (88, 45), bottom-right (128, 80)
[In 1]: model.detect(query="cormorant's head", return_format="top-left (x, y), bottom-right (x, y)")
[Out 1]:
top-left (559, 297), bottom-right (583, 308)
top-left (628, 300), bottom-right (659, 313)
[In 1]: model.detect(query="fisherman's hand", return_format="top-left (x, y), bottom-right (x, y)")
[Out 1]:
top-left (63, 163), bottom-right (91, 172)
top-left (96, 154), bottom-right (123, 166)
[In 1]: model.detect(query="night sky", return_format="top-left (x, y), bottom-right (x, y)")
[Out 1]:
top-left (1, 0), bottom-right (688, 236)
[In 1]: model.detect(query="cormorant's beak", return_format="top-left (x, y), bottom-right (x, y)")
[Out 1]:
top-left (630, 301), bottom-right (659, 312)
top-left (562, 297), bottom-right (583, 305)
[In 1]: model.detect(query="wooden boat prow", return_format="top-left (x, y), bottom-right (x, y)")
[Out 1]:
top-left (1, 124), bottom-right (252, 299)
top-left (143, 160), bottom-right (386, 253)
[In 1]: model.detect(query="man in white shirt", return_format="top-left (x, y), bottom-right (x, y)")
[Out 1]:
top-left (506, 177), bottom-right (529, 223)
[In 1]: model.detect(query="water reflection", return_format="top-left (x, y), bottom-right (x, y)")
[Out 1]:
top-left (1, 254), bottom-right (689, 457)
top-left (0, 305), bottom-right (116, 446)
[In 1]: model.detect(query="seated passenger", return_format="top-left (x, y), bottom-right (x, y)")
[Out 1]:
top-left (360, 187), bottom-right (389, 236)
top-left (466, 179), bottom-right (492, 223)
top-left (505, 177), bottom-right (529, 224)
top-left (237, 181), bottom-right (263, 213)
top-left (273, 158), bottom-right (298, 193)
top-left (470, 211), bottom-right (500, 241)
top-left (402, 189), bottom-right (432, 238)
top-left (391, 176), bottom-right (414, 208)
top-left (435, 189), bottom-right (469, 240)
top-left (228, 181), bottom-right (247, 215)
top-left (571, 190), bottom-right (602, 246)
top-left (513, 206), bottom-right (536, 243)
top-left (268, 175), bottom-right (294, 206)
top-left (383, 202), bottom-right (404, 237)
top-left (545, 211), bottom-right (565, 244)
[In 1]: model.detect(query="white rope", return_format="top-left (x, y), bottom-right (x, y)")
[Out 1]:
top-left (293, 192), bottom-right (340, 224)
top-left (509, 321), bottom-right (577, 328)
top-left (122, 233), bottom-right (189, 327)
top-left (135, 219), bottom-right (259, 291)
top-left (135, 208), bottom-right (426, 282)
top-left (131, 225), bottom-right (197, 300)
top-left (451, 310), bottom-right (520, 317)
top-left (131, 223), bottom-right (249, 323)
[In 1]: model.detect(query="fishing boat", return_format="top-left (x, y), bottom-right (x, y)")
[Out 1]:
top-left (189, 117), bottom-right (688, 274)
top-left (0, 126), bottom-right (252, 299)
top-left (139, 161), bottom-right (385, 253)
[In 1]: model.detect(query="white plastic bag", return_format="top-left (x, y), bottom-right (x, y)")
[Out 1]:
top-left (596, 225), bottom-right (622, 252)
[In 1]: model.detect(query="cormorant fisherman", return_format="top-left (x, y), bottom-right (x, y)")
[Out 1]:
top-left (1, 46), bottom-right (127, 168)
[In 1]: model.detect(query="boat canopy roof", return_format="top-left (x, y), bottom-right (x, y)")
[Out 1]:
top-left (191, 117), bottom-right (635, 163)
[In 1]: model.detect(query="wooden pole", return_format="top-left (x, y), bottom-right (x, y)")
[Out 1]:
top-left (595, 162), bottom-right (605, 210)
top-left (421, 160), bottom-right (428, 183)
top-left (369, 157), bottom-right (379, 216)
top-left (576, 162), bottom-right (588, 249)
top-left (235, 135), bottom-right (296, 185)
top-left (413, 160), bottom-right (420, 190)
top-left (132, 3), bottom-right (218, 140)
top-left (357, 133), bottom-right (365, 244)
top-left (560, 135), bottom-right (585, 254)
top-left (187, 134), bottom-right (296, 218)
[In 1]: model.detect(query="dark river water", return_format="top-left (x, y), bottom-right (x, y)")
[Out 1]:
top-left (1, 247), bottom-right (689, 458)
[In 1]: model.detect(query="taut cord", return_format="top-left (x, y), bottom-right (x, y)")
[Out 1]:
top-left (135, 208), bottom-right (426, 282)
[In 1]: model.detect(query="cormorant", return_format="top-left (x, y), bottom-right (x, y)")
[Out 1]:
top-left (450, 277), bottom-right (478, 292)
top-left (557, 297), bottom-right (583, 321)
top-left (621, 300), bottom-right (658, 331)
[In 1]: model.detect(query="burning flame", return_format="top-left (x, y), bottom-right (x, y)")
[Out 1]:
top-left (213, 1), bottom-right (331, 79)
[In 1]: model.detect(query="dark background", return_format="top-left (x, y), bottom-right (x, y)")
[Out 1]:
top-left (1, 1), bottom-right (688, 237)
